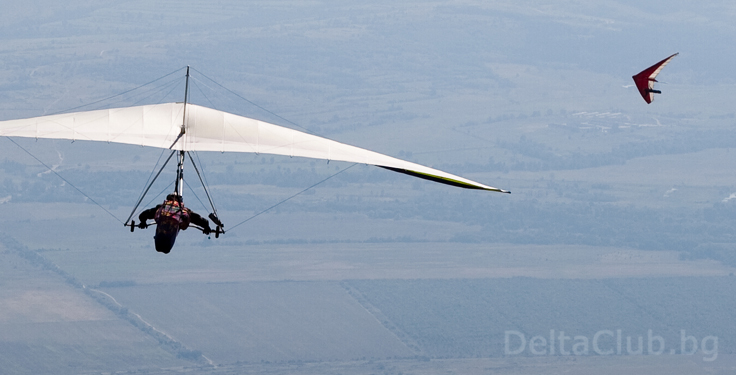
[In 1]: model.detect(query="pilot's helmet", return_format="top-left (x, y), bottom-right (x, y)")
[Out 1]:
top-left (166, 193), bottom-right (183, 203)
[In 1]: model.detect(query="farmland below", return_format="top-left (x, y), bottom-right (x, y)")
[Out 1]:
top-left (2, 0), bottom-right (736, 373)
top-left (1, 232), bottom-right (736, 374)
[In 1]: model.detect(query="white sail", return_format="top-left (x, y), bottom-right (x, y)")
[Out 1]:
top-left (0, 103), bottom-right (509, 192)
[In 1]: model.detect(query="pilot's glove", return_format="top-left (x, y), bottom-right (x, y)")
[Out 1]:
top-left (203, 226), bottom-right (211, 235)
top-left (138, 221), bottom-right (148, 229)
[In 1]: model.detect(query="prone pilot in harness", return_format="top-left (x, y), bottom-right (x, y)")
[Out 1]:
top-left (137, 193), bottom-right (211, 254)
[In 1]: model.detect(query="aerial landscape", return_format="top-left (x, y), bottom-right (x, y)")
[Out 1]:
top-left (1, 1), bottom-right (736, 374)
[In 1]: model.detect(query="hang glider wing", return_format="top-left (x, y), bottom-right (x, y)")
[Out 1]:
top-left (632, 53), bottom-right (678, 104)
top-left (0, 103), bottom-right (509, 193)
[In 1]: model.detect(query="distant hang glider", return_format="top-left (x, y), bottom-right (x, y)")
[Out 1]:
top-left (632, 53), bottom-right (678, 104)
top-left (0, 103), bottom-right (509, 193)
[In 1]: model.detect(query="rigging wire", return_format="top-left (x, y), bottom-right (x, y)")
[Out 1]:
top-left (183, 178), bottom-right (208, 213)
top-left (46, 66), bottom-right (187, 115)
top-left (119, 71), bottom-right (190, 224)
top-left (85, 75), bottom-right (182, 111)
top-left (192, 151), bottom-right (215, 211)
top-left (190, 79), bottom-right (218, 114)
top-left (140, 181), bottom-right (175, 214)
top-left (190, 68), bottom-right (316, 135)
top-left (132, 147), bottom-right (170, 213)
top-left (229, 163), bottom-right (357, 232)
top-left (187, 80), bottom-right (221, 214)
top-left (126, 78), bottom-right (183, 107)
top-left (182, 81), bottom-right (217, 216)
top-left (186, 152), bottom-right (218, 216)
top-left (123, 150), bottom-right (177, 225)
top-left (128, 76), bottom-right (185, 211)
top-left (4, 137), bottom-right (124, 224)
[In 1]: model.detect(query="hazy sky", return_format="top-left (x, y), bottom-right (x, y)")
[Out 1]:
top-left (1, 1), bottom-right (733, 105)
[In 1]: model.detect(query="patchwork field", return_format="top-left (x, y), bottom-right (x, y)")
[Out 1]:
top-left (130, 356), bottom-right (736, 375)
top-left (102, 282), bottom-right (414, 364)
top-left (3, 233), bottom-right (736, 374)
top-left (0, 248), bottom-right (187, 374)
top-left (347, 277), bottom-right (736, 359)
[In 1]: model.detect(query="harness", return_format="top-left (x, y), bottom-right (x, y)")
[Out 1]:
top-left (155, 199), bottom-right (190, 226)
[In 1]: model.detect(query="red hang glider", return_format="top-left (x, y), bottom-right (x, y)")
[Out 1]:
top-left (632, 52), bottom-right (678, 104)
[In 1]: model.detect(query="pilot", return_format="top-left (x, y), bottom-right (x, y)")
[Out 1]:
top-left (138, 193), bottom-right (211, 254)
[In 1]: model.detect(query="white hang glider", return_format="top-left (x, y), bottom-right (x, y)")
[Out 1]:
top-left (0, 101), bottom-right (509, 192)
top-left (0, 68), bottom-right (509, 244)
